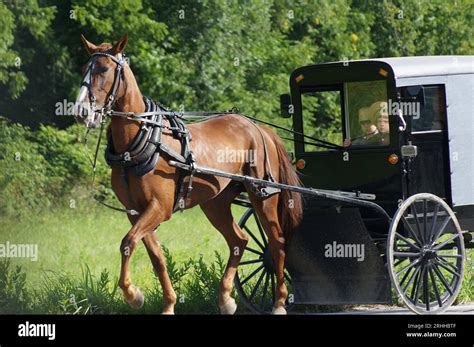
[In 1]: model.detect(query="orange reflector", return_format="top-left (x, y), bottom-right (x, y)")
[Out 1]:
top-left (296, 159), bottom-right (306, 169)
top-left (388, 154), bottom-right (399, 165)
top-left (295, 74), bottom-right (304, 83)
top-left (379, 68), bottom-right (388, 77)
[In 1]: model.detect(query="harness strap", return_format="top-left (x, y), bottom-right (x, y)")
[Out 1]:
top-left (172, 123), bottom-right (194, 212)
top-left (156, 143), bottom-right (187, 163)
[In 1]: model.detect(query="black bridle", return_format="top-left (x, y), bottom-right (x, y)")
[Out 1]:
top-left (79, 51), bottom-right (126, 126)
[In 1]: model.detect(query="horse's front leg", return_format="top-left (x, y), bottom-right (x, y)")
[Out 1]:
top-left (142, 232), bottom-right (177, 314)
top-left (119, 198), bottom-right (164, 310)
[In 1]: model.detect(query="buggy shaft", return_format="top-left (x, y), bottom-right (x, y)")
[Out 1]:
top-left (168, 160), bottom-right (391, 221)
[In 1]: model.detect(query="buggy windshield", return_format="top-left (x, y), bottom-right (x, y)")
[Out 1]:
top-left (301, 80), bottom-right (389, 151)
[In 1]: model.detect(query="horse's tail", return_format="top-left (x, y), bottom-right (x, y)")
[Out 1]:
top-left (266, 129), bottom-right (303, 243)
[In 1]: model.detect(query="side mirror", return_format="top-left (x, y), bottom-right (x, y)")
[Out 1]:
top-left (280, 94), bottom-right (293, 118)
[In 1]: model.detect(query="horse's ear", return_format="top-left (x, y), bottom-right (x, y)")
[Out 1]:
top-left (80, 34), bottom-right (97, 55)
top-left (112, 34), bottom-right (128, 55)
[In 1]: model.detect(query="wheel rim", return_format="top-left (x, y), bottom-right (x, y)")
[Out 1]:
top-left (387, 193), bottom-right (465, 314)
top-left (235, 208), bottom-right (293, 314)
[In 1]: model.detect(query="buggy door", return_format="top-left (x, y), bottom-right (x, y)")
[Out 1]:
top-left (400, 84), bottom-right (451, 202)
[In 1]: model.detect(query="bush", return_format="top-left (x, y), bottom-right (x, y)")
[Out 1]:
top-left (0, 119), bottom-right (111, 216)
top-left (0, 119), bottom-right (54, 215)
top-left (0, 260), bottom-right (31, 313)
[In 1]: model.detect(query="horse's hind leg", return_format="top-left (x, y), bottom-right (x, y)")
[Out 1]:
top-left (247, 192), bottom-right (288, 314)
top-left (200, 185), bottom-right (248, 314)
top-left (142, 232), bottom-right (177, 314)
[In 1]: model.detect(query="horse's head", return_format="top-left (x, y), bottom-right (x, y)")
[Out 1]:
top-left (74, 34), bottom-right (129, 129)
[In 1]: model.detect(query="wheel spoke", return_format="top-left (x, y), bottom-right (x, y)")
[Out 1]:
top-left (428, 203), bottom-right (440, 243)
top-left (432, 233), bottom-right (460, 251)
top-left (394, 258), bottom-right (405, 268)
top-left (249, 268), bottom-right (266, 301)
top-left (423, 199), bottom-right (428, 244)
top-left (431, 216), bottom-right (452, 246)
top-left (423, 263), bottom-right (430, 311)
top-left (403, 264), bottom-right (421, 295)
top-left (436, 257), bottom-right (461, 275)
top-left (245, 246), bottom-right (263, 256)
top-left (240, 258), bottom-right (263, 266)
top-left (260, 271), bottom-right (270, 309)
top-left (253, 212), bottom-right (267, 247)
top-left (243, 226), bottom-right (265, 251)
top-left (434, 259), bottom-right (461, 278)
top-left (394, 251), bottom-right (421, 258)
top-left (402, 217), bottom-right (423, 247)
top-left (413, 264), bottom-right (425, 305)
top-left (437, 254), bottom-right (462, 259)
top-left (429, 267), bottom-right (443, 307)
top-left (432, 263), bottom-right (453, 295)
top-left (409, 266), bottom-right (422, 300)
top-left (396, 257), bottom-right (421, 276)
top-left (411, 202), bottom-right (424, 243)
top-left (395, 232), bottom-right (421, 251)
top-left (399, 265), bottom-right (414, 287)
top-left (241, 264), bottom-right (265, 286)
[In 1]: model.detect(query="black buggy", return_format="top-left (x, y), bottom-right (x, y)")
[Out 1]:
top-left (228, 56), bottom-right (474, 314)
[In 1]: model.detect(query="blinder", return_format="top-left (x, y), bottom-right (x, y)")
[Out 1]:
top-left (79, 52), bottom-right (125, 125)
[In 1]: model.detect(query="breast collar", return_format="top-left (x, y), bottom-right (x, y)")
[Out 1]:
top-left (104, 96), bottom-right (193, 177)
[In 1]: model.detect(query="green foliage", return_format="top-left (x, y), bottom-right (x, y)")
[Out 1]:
top-left (1, 0), bottom-right (470, 128)
top-left (0, 251), bottom-right (229, 314)
top-left (0, 2), bottom-right (29, 99)
top-left (0, 260), bottom-right (31, 313)
top-left (0, 119), bottom-right (54, 215)
top-left (0, 119), bottom-right (110, 216)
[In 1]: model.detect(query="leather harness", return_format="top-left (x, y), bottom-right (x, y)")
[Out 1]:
top-left (104, 97), bottom-right (196, 212)
top-left (80, 50), bottom-right (276, 216)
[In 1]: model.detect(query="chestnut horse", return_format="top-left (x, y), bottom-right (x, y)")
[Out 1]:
top-left (74, 34), bottom-right (302, 314)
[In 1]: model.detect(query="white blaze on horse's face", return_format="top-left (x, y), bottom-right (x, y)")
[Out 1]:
top-left (74, 60), bottom-right (97, 128)
top-left (74, 54), bottom-right (122, 129)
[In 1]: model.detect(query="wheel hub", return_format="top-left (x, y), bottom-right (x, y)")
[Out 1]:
top-left (421, 245), bottom-right (437, 260)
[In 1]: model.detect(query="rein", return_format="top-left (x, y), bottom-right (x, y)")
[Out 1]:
top-left (87, 119), bottom-right (140, 216)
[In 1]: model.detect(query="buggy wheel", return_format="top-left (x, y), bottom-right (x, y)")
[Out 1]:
top-left (387, 193), bottom-right (465, 314)
top-left (234, 208), bottom-right (293, 314)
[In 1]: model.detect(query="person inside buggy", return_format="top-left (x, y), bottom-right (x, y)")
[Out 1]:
top-left (344, 101), bottom-right (390, 147)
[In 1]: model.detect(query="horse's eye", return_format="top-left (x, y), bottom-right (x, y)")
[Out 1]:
top-left (95, 66), bottom-right (109, 75)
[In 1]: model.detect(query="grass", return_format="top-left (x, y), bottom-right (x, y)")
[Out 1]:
top-left (0, 203), bottom-right (235, 290)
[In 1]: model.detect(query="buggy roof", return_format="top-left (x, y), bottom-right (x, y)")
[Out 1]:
top-left (308, 56), bottom-right (474, 79)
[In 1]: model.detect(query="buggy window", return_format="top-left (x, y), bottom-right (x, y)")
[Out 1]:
top-left (301, 87), bottom-right (343, 152)
top-left (399, 85), bottom-right (446, 132)
top-left (345, 80), bottom-right (389, 147)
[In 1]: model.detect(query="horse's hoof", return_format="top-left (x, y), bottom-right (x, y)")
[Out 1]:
top-left (126, 287), bottom-right (145, 309)
top-left (219, 298), bottom-right (237, 315)
top-left (271, 306), bottom-right (287, 315)
top-left (162, 309), bottom-right (175, 315)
